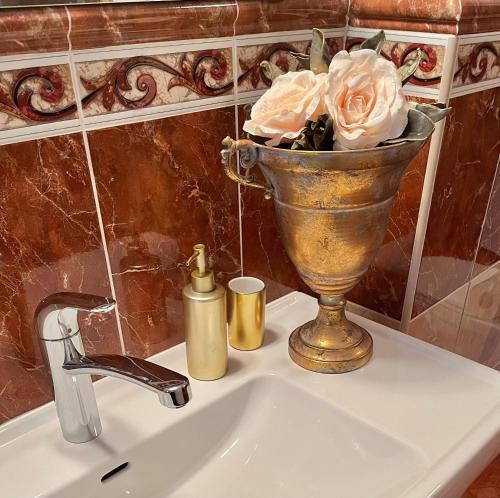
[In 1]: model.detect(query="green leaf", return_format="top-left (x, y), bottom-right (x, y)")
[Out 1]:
top-left (382, 108), bottom-right (435, 144)
top-left (291, 114), bottom-right (334, 151)
top-left (409, 102), bottom-right (451, 123)
top-left (259, 61), bottom-right (284, 82)
top-left (397, 48), bottom-right (422, 86)
top-left (243, 103), bottom-right (253, 119)
top-left (290, 52), bottom-right (310, 70)
top-left (360, 30), bottom-right (385, 54)
top-left (309, 28), bottom-right (332, 74)
top-left (291, 132), bottom-right (315, 151)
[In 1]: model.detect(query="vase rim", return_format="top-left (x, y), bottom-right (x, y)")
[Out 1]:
top-left (249, 137), bottom-right (423, 156)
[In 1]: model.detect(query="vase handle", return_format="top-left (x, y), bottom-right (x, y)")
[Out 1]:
top-left (221, 137), bottom-right (273, 200)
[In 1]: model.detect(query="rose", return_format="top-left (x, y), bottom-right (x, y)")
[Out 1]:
top-left (325, 49), bottom-right (409, 149)
top-left (243, 70), bottom-right (328, 146)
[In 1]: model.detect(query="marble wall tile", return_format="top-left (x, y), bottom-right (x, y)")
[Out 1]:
top-left (237, 38), bottom-right (342, 93)
top-left (0, 7), bottom-right (69, 56)
top-left (67, 1), bottom-right (237, 51)
top-left (235, 0), bottom-right (348, 35)
top-left (77, 49), bottom-right (234, 118)
top-left (346, 38), bottom-right (445, 88)
top-left (0, 64), bottom-right (77, 132)
top-left (0, 134), bottom-right (121, 424)
top-left (349, 0), bottom-right (500, 34)
top-left (349, 0), bottom-right (461, 34)
top-left (455, 263), bottom-right (500, 370)
top-left (454, 41), bottom-right (500, 88)
top-left (239, 103), bottom-right (431, 320)
top-left (413, 88), bottom-right (500, 317)
top-left (87, 107), bottom-right (241, 358)
top-left (459, 0), bottom-right (500, 34)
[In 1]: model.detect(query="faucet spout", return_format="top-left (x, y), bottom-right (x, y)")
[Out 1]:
top-left (63, 354), bottom-right (191, 408)
top-left (35, 292), bottom-right (192, 443)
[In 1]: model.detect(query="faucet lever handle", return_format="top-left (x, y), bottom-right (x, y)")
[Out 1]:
top-left (35, 292), bottom-right (116, 341)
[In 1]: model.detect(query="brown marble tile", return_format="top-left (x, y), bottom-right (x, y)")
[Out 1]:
top-left (349, 0), bottom-right (500, 34)
top-left (455, 262), bottom-right (500, 370)
top-left (0, 7), bottom-right (69, 56)
top-left (413, 88), bottom-right (500, 317)
top-left (460, 0), bottom-right (500, 35)
top-left (68, 1), bottom-right (237, 51)
top-left (0, 134), bottom-right (121, 424)
top-left (239, 100), bottom-right (430, 320)
top-left (87, 107), bottom-right (241, 358)
top-left (462, 454), bottom-right (500, 498)
top-left (235, 0), bottom-right (348, 35)
top-left (349, 0), bottom-right (461, 34)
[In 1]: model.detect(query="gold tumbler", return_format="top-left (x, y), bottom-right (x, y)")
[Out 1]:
top-left (228, 277), bottom-right (266, 350)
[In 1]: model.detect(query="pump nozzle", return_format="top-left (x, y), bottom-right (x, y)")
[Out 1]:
top-left (187, 244), bottom-right (206, 275)
top-left (186, 244), bottom-right (215, 293)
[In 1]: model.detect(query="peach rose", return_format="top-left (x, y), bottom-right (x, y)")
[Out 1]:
top-left (325, 49), bottom-right (409, 149)
top-left (243, 70), bottom-right (327, 146)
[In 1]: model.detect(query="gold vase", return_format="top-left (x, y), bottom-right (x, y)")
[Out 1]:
top-left (221, 136), bottom-right (428, 373)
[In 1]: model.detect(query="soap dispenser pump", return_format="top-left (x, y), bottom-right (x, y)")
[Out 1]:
top-left (183, 244), bottom-right (227, 380)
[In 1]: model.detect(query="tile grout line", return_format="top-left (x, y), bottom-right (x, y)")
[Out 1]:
top-left (64, 6), bottom-right (126, 355)
top-left (232, 1), bottom-right (245, 278)
top-left (400, 34), bottom-right (459, 332)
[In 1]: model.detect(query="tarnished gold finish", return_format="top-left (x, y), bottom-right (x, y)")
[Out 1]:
top-left (221, 137), bottom-right (273, 199)
top-left (221, 136), bottom-right (429, 374)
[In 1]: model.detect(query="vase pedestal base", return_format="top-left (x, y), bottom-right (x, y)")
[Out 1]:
top-left (288, 297), bottom-right (373, 374)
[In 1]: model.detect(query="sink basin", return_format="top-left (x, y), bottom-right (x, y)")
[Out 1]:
top-left (51, 376), bottom-right (426, 498)
top-left (1, 292), bottom-right (499, 498)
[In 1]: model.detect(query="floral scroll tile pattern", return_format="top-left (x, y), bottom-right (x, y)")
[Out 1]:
top-left (346, 38), bottom-right (444, 88)
top-left (237, 38), bottom-right (342, 93)
top-left (454, 41), bottom-right (500, 87)
top-left (0, 64), bottom-right (77, 131)
top-left (77, 49), bottom-right (234, 118)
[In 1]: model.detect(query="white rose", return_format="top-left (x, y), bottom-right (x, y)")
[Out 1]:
top-left (325, 49), bottom-right (409, 149)
top-left (243, 70), bottom-right (328, 146)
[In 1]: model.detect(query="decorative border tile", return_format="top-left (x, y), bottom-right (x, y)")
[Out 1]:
top-left (453, 40), bottom-right (500, 87)
top-left (0, 64), bottom-right (77, 131)
top-left (346, 37), bottom-right (445, 88)
top-left (237, 37), bottom-right (343, 93)
top-left (77, 48), bottom-right (234, 118)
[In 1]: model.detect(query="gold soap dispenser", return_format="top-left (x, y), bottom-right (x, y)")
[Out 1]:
top-left (183, 244), bottom-right (227, 380)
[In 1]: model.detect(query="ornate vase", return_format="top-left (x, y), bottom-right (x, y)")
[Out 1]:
top-left (221, 136), bottom-right (429, 373)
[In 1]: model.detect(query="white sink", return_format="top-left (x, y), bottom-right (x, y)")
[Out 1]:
top-left (1, 292), bottom-right (499, 498)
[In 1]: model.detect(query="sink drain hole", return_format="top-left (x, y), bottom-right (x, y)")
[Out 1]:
top-left (101, 462), bottom-right (129, 483)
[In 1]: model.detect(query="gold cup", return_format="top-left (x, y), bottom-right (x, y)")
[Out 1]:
top-left (228, 277), bottom-right (266, 350)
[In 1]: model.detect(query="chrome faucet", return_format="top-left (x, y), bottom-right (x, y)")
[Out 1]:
top-left (35, 292), bottom-right (191, 444)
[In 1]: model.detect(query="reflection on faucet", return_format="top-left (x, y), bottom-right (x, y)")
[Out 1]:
top-left (34, 292), bottom-right (191, 444)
